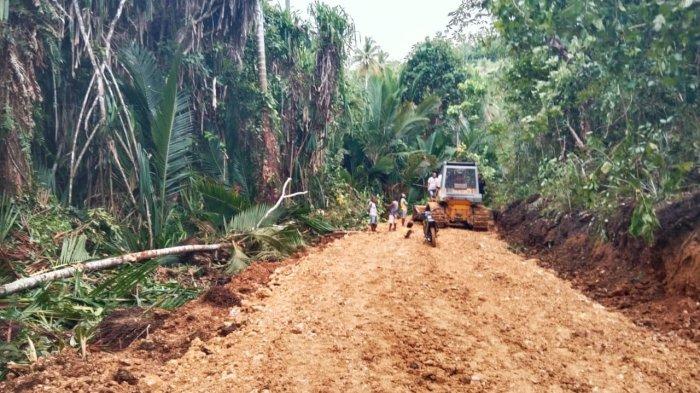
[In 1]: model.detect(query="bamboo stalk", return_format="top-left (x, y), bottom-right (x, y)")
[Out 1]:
top-left (0, 243), bottom-right (230, 296)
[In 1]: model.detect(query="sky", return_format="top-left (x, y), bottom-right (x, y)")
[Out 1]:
top-left (274, 0), bottom-right (459, 61)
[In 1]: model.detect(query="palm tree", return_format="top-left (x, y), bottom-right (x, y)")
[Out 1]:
top-left (352, 37), bottom-right (384, 87)
top-left (255, 0), bottom-right (282, 201)
top-left (121, 47), bottom-right (193, 248)
top-left (349, 69), bottom-right (439, 185)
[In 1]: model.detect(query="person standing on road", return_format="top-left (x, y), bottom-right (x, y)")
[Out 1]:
top-left (386, 200), bottom-right (399, 231)
top-left (399, 193), bottom-right (408, 226)
top-left (427, 172), bottom-right (441, 199)
top-left (368, 197), bottom-right (378, 232)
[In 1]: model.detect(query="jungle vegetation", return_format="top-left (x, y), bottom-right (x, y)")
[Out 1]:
top-left (0, 0), bottom-right (697, 377)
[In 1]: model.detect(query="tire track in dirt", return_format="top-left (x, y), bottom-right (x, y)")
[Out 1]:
top-left (9, 227), bottom-right (700, 392)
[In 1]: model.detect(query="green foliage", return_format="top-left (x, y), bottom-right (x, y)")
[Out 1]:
top-left (629, 196), bottom-right (660, 245)
top-left (475, 0), bottom-right (700, 239)
top-left (222, 203), bottom-right (305, 273)
top-left (121, 47), bottom-right (193, 247)
top-left (0, 259), bottom-right (198, 377)
top-left (57, 235), bottom-right (90, 267)
top-left (26, 205), bottom-right (72, 255)
top-left (344, 68), bottom-right (440, 190)
top-left (197, 179), bottom-right (250, 228)
top-left (400, 38), bottom-right (468, 115)
top-left (352, 37), bottom-right (387, 78)
top-left (0, 195), bottom-right (18, 244)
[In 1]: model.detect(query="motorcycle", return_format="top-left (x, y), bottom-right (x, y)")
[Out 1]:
top-left (423, 210), bottom-right (438, 247)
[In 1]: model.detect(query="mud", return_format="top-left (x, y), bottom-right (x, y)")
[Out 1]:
top-left (2, 227), bottom-right (698, 392)
top-left (497, 191), bottom-right (700, 342)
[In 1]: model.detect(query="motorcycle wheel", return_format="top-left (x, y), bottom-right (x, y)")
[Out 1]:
top-left (429, 226), bottom-right (437, 247)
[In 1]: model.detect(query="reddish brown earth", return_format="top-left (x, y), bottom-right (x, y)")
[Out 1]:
top-left (2, 227), bottom-right (698, 392)
top-left (497, 191), bottom-right (700, 342)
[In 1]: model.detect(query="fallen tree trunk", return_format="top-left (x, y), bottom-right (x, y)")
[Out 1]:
top-left (0, 243), bottom-right (231, 296)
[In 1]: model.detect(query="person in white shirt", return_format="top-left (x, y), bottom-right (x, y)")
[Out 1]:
top-left (368, 196), bottom-right (378, 232)
top-left (427, 172), bottom-right (441, 199)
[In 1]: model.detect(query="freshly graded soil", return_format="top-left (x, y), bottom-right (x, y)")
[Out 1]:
top-left (4, 227), bottom-right (697, 392)
top-left (497, 192), bottom-right (700, 342)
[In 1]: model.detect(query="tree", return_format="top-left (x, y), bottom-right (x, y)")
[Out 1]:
top-left (344, 68), bottom-right (439, 189)
top-left (400, 38), bottom-right (467, 117)
top-left (255, 0), bottom-right (282, 201)
top-left (309, 3), bottom-right (353, 172)
top-left (0, 1), bottom-right (44, 196)
top-left (352, 36), bottom-right (384, 87)
top-left (445, 0), bottom-right (494, 43)
top-left (486, 0), bottom-right (699, 239)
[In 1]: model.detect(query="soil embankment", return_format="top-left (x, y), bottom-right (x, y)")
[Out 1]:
top-left (497, 191), bottom-right (700, 342)
top-left (2, 227), bottom-right (698, 392)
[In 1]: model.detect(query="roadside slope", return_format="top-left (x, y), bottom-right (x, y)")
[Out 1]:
top-left (7, 228), bottom-right (700, 392)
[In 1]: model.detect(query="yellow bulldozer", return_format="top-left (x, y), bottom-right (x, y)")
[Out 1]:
top-left (413, 161), bottom-right (492, 230)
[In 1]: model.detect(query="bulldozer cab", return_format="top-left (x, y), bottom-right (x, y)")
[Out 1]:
top-left (437, 162), bottom-right (482, 203)
top-left (414, 161), bottom-right (491, 230)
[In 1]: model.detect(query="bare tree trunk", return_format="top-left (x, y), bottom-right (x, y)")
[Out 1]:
top-left (0, 129), bottom-right (31, 196)
top-left (0, 243), bottom-right (231, 296)
top-left (255, 0), bottom-right (281, 202)
top-left (285, 0), bottom-right (291, 11)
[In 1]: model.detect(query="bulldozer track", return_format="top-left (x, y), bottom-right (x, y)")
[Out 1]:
top-left (471, 205), bottom-right (493, 230)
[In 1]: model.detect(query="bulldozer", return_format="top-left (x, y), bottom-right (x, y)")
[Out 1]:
top-left (413, 161), bottom-right (492, 230)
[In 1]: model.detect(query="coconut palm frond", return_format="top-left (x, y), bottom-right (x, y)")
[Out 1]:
top-left (198, 179), bottom-right (250, 223)
top-left (151, 56), bottom-right (193, 201)
top-left (244, 226), bottom-right (304, 257)
top-left (283, 206), bottom-right (335, 234)
top-left (57, 235), bottom-right (91, 267)
top-left (90, 259), bottom-right (160, 299)
top-left (225, 204), bottom-right (273, 232)
top-left (120, 45), bottom-right (161, 130)
top-left (225, 244), bottom-right (251, 274)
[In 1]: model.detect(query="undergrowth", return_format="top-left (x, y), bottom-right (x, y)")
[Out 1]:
top-left (0, 183), bottom-right (341, 380)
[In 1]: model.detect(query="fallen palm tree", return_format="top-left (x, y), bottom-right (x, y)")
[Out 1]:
top-left (0, 178), bottom-right (308, 297)
top-left (0, 243), bottom-right (230, 296)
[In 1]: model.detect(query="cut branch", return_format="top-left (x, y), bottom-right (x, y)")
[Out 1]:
top-left (565, 119), bottom-right (586, 150)
top-left (0, 243), bottom-right (232, 296)
top-left (257, 177), bottom-right (308, 227)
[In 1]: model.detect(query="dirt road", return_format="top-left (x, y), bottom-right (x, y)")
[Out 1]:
top-left (127, 227), bottom-right (697, 392)
top-left (6, 227), bottom-right (699, 392)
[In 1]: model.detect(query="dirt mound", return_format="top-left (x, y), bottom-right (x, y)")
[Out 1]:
top-left (0, 258), bottom-right (296, 391)
top-left (497, 191), bottom-right (700, 341)
top-left (203, 279), bottom-right (242, 308)
top-left (93, 308), bottom-right (168, 351)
